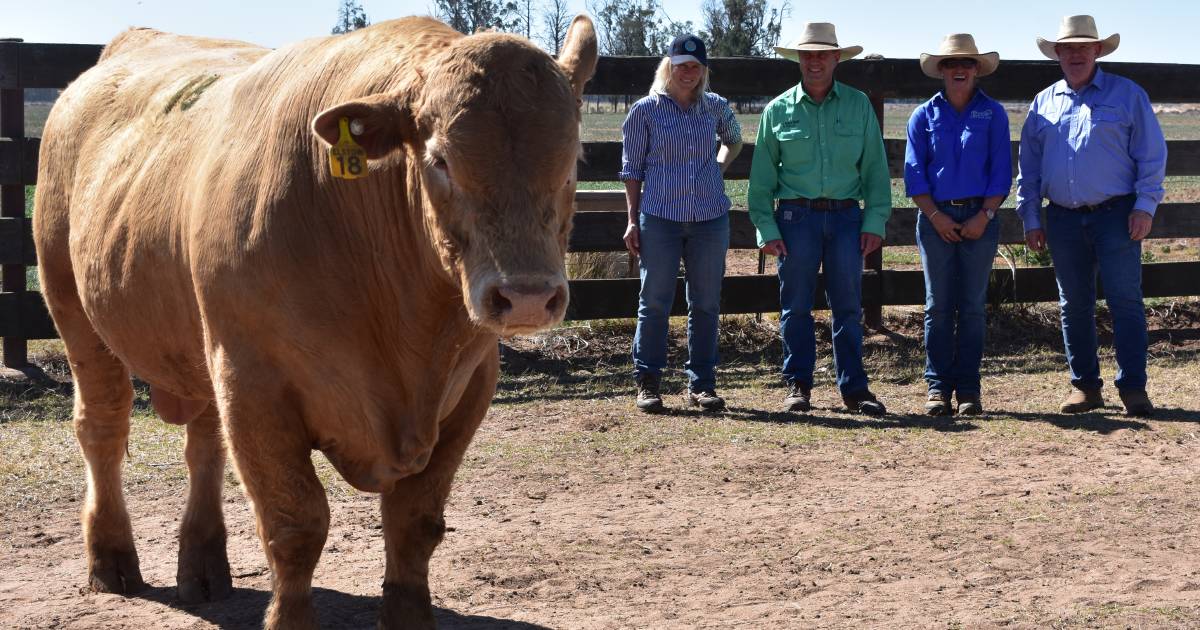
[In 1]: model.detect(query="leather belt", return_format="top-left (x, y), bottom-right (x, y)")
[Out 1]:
top-left (779, 197), bottom-right (857, 211)
top-left (944, 197), bottom-right (984, 207)
top-left (1055, 193), bottom-right (1136, 213)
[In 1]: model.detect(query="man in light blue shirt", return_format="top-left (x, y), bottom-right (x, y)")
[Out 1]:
top-left (1015, 15), bottom-right (1167, 417)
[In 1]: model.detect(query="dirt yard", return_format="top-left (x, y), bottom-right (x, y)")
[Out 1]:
top-left (2, 306), bottom-right (1200, 629)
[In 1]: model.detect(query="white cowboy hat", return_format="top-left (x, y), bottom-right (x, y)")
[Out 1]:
top-left (919, 33), bottom-right (1000, 79)
top-left (1036, 15), bottom-right (1120, 60)
top-left (774, 22), bottom-right (863, 62)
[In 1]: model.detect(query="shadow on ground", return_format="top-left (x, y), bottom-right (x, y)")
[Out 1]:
top-left (130, 585), bottom-right (550, 629)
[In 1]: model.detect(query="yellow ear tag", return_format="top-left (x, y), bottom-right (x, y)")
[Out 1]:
top-left (328, 117), bottom-right (368, 180)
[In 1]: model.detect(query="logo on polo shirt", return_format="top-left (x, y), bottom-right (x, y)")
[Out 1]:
top-left (970, 110), bottom-right (993, 120)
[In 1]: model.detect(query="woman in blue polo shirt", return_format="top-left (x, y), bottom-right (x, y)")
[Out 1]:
top-left (904, 34), bottom-right (1011, 416)
top-left (620, 34), bottom-right (743, 413)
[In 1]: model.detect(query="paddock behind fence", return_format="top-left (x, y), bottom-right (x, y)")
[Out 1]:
top-left (2, 41), bottom-right (1200, 370)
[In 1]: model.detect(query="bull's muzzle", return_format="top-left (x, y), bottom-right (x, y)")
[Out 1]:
top-left (482, 276), bottom-right (568, 333)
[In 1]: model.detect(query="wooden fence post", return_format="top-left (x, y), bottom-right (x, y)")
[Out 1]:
top-left (1, 38), bottom-right (29, 369)
top-left (864, 92), bottom-right (885, 331)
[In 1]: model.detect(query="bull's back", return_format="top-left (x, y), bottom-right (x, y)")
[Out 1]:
top-left (34, 29), bottom-right (268, 397)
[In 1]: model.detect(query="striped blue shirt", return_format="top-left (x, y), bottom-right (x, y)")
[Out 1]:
top-left (619, 92), bottom-right (741, 222)
top-left (904, 89), bottom-right (1012, 202)
top-left (1016, 67), bottom-right (1167, 231)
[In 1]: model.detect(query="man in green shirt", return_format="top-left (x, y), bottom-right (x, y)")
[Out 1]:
top-left (748, 22), bottom-right (891, 415)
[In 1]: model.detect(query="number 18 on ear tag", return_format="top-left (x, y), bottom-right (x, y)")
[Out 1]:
top-left (329, 117), bottom-right (367, 180)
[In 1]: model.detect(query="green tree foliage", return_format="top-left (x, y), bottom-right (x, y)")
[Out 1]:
top-left (587, 0), bottom-right (666, 56)
top-left (331, 0), bottom-right (370, 34)
top-left (435, 0), bottom-right (518, 34)
top-left (700, 0), bottom-right (789, 57)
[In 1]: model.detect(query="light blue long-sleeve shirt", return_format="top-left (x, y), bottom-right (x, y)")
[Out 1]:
top-left (1015, 67), bottom-right (1167, 231)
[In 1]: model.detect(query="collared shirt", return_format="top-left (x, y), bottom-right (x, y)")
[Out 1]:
top-left (619, 92), bottom-right (742, 222)
top-left (904, 89), bottom-right (1012, 202)
top-left (1015, 67), bottom-right (1167, 231)
top-left (747, 81), bottom-right (891, 246)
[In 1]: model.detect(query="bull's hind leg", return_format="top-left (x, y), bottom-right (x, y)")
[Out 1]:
top-left (378, 355), bottom-right (497, 629)
top-left (216, 375), bottom-right (328, 630)
top-left (176, 402), bottom-right (232, 603)
top-left (48, 299), bottom-right (143, 593)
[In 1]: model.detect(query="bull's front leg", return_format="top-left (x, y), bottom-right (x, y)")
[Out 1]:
top-left (378, 356), bottom-right (495, 629)
top-left (218, 376), bottom-right (329, 630)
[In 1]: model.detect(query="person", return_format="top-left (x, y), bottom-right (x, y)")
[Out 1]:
top-left (747, 22), bottom-right (891, 416)
top-left (904, 34), bottom-right (1011, 416)
top-left (1016, 15), bottom-right (1166, 417)
top-left (620, 33), bottom-right (743, 413)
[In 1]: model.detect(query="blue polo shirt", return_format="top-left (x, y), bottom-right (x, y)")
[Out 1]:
top-left (904, 89), bottom-right (1012, 202)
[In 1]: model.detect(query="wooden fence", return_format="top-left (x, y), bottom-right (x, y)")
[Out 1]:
top-left (3, 40), bottom-right (1200, 370)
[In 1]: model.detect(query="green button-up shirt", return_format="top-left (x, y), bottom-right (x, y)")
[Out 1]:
top-left (747, 81), bottom-right (891, 246)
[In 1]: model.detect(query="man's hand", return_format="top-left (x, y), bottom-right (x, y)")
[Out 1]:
top-left (761, 239), bottom-right (788, 257)
top-left (959, 211), bottom-right (990, 240)
top-left (623, 222), bottom-right (640, 256)
top-left (1129, 210), bottom-right (1153, 241)
top-left (1025, 228), bottom-right (1046, 251)
top-left (929, 212), bottom-right (963, 243)
top-left (860, 233), bottom-right (882, 256)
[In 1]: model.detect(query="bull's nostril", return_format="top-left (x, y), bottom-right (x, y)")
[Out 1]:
top-left (486, 287), bottom-right (513, 318)
top-left (544, 287), bottom-right (566, 314)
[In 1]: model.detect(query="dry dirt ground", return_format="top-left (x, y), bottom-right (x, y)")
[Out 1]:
top-left (3, 306), bottom-right (1200, 629)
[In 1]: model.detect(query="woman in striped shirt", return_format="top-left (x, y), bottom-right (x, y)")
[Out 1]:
top-left (619, 34), bottom-right (743, 414)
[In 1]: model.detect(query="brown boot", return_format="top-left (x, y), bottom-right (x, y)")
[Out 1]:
top-left (924, 390), bottom-right (952, 416)
top-left (1060, 387), bottom-right (1104, 413)
top-left (1118, 389), bottom-right (1155, 417)
top-left (956, 393), bottom-right (983, 416)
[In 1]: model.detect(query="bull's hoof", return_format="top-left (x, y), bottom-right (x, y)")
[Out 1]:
top-left (88, 548), bottom-right (146, 594)
top-left (265, 595), bottom-right (319, 630)
top-left (379, 582), bottom-right (435, 629)
top-left (177, 536), bottom-right (232, 603)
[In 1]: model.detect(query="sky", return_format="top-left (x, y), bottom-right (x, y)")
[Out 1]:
top-left (2, 0), bottom-right (1198, 64)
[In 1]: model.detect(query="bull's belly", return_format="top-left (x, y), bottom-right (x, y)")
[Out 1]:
top-left (74, 253), bottom-right (213, 402)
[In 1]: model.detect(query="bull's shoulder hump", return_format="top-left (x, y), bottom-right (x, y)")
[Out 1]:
top-left (101, 27), bottom-right (268, 63)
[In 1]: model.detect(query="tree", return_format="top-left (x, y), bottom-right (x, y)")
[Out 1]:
top-left (434, 0), bottom-right (517, 34)
top-left (700, 0), bottom-right (789, 57)
top-left (587, 0), bottom-right (666, 56)
top-left (539, 0), bottom-right (572, 55)
top-left (331, 0), bottom-right (370, 34)
top-left (513, 0), bottom-right (535, 39)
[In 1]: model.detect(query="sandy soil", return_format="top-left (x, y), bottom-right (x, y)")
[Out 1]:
top-left (4, 376), bottom-right (1200, 629)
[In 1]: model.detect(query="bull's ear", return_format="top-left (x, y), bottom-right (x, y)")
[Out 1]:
top-left (557, 15), bottom-right (598, 102)
top-left (311, 92), bottom-right (415, 159)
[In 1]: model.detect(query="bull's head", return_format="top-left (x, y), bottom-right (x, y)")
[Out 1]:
top-left (312, 16), bottom-right (598, 337)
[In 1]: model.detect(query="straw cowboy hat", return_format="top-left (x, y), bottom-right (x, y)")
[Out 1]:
top-left (919, 34), bottom-right (999, 79)
top-left (1036, 15), bottom-right (1120, 60)
top-left (774, 22), bottom-right (863, 62)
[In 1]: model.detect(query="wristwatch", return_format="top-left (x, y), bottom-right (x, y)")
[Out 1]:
top-left (983, 207), bottom-right (996, 220)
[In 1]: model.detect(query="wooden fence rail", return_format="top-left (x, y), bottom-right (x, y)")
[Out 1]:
top-left (2, 41), bottom-right (1200, 369)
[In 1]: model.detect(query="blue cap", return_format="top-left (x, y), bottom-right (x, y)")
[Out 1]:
top-left (669, 34), bottom-right (707, 67)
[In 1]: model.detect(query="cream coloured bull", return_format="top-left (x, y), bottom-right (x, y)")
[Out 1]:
top-left (33, 15), bottom-right (596, 629)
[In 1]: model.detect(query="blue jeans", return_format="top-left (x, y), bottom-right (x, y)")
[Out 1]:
top-left (775, 201), bottom-right (869, 395)
top-left (917, 201), bottom-right (1000, 396)
top-left (1044, 195), bottom-right (1147, 391)
top-left (632, 212), bottom-right (729, 392)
